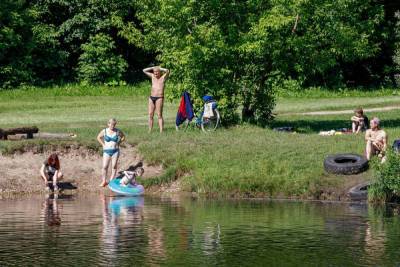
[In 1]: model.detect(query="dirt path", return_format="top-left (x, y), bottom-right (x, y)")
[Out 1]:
top-left (0, 144), bottom-right (163, 194)
top-left (295, 105), bottom-right (400, 116)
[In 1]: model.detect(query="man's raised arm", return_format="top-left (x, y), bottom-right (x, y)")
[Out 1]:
top-left (143, 67), bottom-right (153, 78)
top-left (160, 67), bottom-right (170, 79)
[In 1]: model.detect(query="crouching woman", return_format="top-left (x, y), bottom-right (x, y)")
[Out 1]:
top-left (40, 153), bottom-right (63, 191)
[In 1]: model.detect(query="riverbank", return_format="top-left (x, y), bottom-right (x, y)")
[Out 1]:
top-left (0, 144), bottom-right (163, 195)
top-left (1, 84), bottom-right (399, 199)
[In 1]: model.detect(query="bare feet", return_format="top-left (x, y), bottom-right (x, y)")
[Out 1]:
top-left (99, 181), bottom-right (108, 187)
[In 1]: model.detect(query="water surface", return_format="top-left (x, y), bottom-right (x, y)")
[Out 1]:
top-left (0, 194), bottom-right (400, 266)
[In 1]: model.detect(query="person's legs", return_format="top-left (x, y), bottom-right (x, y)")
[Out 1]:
top-left (53, 171), bottom-right (63, 190)
top-left (101, 154), bottom-right (111, 186)
top-left (155, 98), bottom-right (164, 133)
top-left (148, 97), bottom-right (156, 132)
top-left (41, 172), bottom-right (51, 190)
top-left (352, 121), bottom-right (358, 133)
top-left (356, 124), bottom-right (362, 134)
top-left (366, 140), bottom-right (375, 160)
top-left (366, 141), bottom-right (382, 160)
top-left (109, 152), bottom-right (120, 181)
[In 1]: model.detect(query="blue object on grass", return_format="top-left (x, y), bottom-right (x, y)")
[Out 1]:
top-left (108, 179), bottom-right (145, 196)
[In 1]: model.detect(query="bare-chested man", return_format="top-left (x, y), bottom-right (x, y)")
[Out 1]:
top-left (365, 117), bottom-right (388, 162)
top-left (143, 66), bottom-right (170, 133)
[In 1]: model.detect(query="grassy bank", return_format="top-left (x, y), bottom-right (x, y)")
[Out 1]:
top-left (1, 84), bottom-right (399, 198)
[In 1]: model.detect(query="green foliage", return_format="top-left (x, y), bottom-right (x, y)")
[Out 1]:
top-left (135, 1), bottom-right (272, 125)
top-left (0, 0), bottom-right (35, 88)
top-left (393, 11), bottom-right (400, 87)
top-left (77, 34), bottom-right (127, 84)
top-left (369, 151), bottom-right (400, 203)
top-left (134, 0), bottom-right (385, 125)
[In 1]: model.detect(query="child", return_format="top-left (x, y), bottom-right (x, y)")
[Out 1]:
top-left (119, 166), bottom-right (144, 187)
top-left (351, 108), bottom-right (368, 134)
top-left (40, 153), bottom-right (63, 191)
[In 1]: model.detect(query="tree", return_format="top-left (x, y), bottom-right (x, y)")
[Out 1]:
top-left (134, 0), bottom-right (384, 125)
top-left (0, 0), bottom-right (35, 88)
top-left (77, 33), bottom-right (127, 84)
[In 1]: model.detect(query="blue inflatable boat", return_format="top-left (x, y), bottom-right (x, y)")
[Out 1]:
top-left (108, 178), bottom-right (145, 196)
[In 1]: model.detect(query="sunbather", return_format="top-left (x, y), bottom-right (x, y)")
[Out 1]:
top-left (351, 107), bottom-right (368, 134)
top-left (365, 117), bottom-right (387, 162)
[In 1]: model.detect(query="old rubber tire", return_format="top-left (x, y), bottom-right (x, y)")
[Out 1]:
top-left (348, 182), bottom-right (370, 201)
top-left (324, 153), bottom-right (368, 175)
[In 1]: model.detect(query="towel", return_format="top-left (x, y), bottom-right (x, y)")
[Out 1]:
top-left (176, 91), bottom-right (194, 126)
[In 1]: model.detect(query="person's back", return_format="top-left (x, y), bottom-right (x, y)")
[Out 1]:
top-left (362, 115), bottom-right (369, 131)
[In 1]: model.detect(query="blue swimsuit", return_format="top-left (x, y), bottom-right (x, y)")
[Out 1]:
top-left (103, 129), bottom-right (120, 156)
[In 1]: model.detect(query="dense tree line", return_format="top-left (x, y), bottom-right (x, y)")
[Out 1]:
top-left (1, 0), bottom-right (400, 124)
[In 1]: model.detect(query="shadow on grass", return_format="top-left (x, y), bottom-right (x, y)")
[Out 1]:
top-left (270, 119), bottom-right (400, 134)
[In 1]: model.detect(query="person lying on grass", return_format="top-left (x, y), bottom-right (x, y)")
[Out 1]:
top-left (40, 153), bottom-right (63, 191)
top-left (365, 117), bottom-right (388, 162)
top-left (143, 66), bottom-right (170, 133)
top-left (351, 107), bottom-right (368, 134)
top-left (97, 118), bottom-right (126, 187)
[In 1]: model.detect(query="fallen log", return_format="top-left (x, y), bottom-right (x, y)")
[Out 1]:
top-left (0, 126), bottom-right (39, 140)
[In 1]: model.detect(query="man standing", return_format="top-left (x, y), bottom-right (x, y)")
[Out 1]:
top-left (143, 66), bottom-right (170, 133)
top-left (365, 117), bottom-right (388, 162)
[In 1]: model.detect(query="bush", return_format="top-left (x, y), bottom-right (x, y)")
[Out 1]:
top-left (77, 34), bottom-right (127, 85)
top-left (368, 150), bottom-right (400, 202)
top-left (393, 12), bottom-right (400, 87)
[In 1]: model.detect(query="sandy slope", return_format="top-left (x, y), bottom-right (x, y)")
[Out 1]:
top-left (0, 144), bottom-right (163, 194)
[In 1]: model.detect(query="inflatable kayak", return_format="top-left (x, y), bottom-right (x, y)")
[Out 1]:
top-left (108, 178), bottom-right (145, 196)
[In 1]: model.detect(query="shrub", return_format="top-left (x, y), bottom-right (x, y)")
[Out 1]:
top-left (368, 150), bottom-right (400, 202)
top-left (77, 33), bottom-right (127, 85)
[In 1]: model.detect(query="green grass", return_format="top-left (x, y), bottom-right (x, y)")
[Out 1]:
top-left (1, 84), bottom-right (400, 198)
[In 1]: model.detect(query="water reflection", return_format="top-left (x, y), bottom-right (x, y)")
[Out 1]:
top-left (1, 196), bottom-right (400, 266)
top-left (42, 194), bottom-right (62, 227)
top-left (101, 196), bottom-right (144, 265)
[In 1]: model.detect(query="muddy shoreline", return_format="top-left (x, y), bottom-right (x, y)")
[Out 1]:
top-left (0, 143), bottom-right (163, 195)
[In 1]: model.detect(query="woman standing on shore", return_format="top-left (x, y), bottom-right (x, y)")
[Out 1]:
top-left (97, 118), bottom-right (125, 187)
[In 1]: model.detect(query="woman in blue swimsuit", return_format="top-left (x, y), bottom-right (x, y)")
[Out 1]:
top-left (97, 118), bottom-right (126, 187)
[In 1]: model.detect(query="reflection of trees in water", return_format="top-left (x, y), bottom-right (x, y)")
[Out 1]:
top-left (144, 205), bottom-right (166, 264)
top-left (322, 203), bottom-right (391, 266)
top-left (147, 225), bottom-right (166, 260)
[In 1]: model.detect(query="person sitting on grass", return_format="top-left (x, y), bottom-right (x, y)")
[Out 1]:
top-left (40, 153), bottom-right (63, 191)
top-left (365, 117), bottom-right (388, 162)
top-left (351, 107), bottom-right (368, 134)
top-left (97, 118), bottom-right (126, 187)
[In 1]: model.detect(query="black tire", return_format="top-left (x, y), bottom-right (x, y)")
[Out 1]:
top-left (324, 153), bottom-right (368, 175)
top-left (348, 182), bottom-right (370, 201)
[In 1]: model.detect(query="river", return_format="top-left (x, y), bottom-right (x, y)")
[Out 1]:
top-left (0, 194), bottom-right (399, 266)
